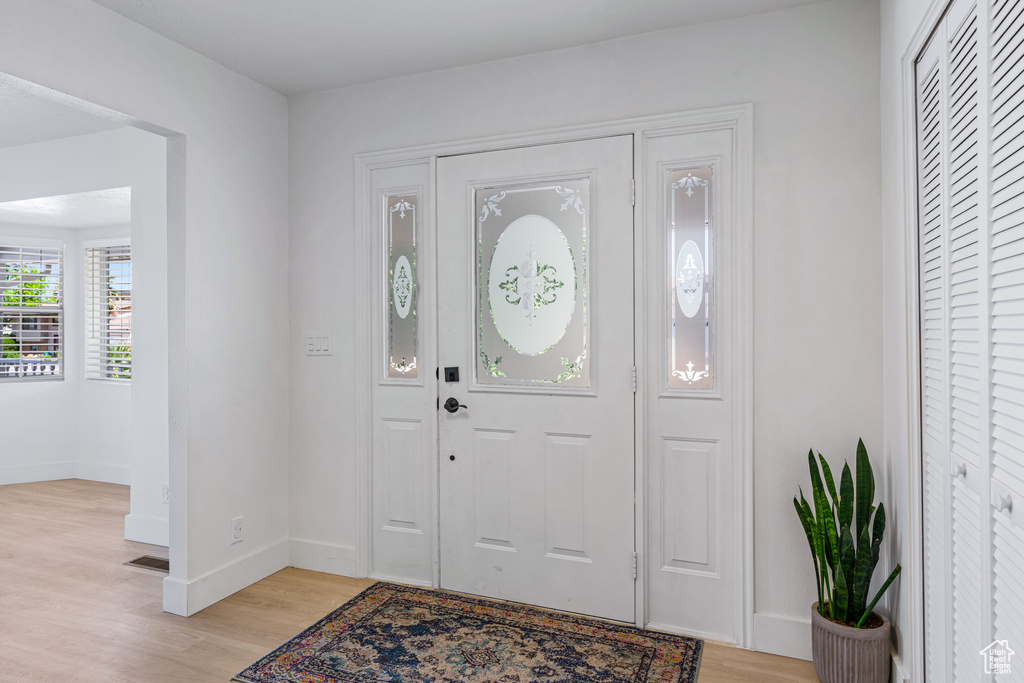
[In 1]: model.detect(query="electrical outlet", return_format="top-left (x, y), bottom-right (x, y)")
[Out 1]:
top-left (231, 516), bottom-right (243, 544)
top-left (160, 484), bottom-right (169, 504)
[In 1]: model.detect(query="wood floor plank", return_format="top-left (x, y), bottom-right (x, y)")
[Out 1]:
top-left (0, 479), bottom-right (817, 681)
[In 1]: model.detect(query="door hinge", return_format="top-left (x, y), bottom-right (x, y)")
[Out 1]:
top-left (632, 365), bottom-right (637, 394)
top-left (632, 551), bottom-right (638, 579)
top-left (630, 179), bottom-right (635, 206)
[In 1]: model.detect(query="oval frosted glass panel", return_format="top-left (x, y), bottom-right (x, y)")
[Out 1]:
top-left (393, 254), bottom-right (413, 319)
top-left (487, 214), bottom-right (576, 356)
top-left (475, 179), bottom-right (589, 388)
top-left (667, 166), bottom-right (714, 391)
top-left (675, 239), bottom-right (704, 319)
top-left (386, 193), bottom-right (418, 379)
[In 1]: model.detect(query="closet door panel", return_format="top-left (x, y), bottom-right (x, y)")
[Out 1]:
top-left (918, 32), bottom-right (954, 683)
top-left (990, 0), bottom-right (1024, 654)
top-left (946, 7), bottom-right (987, 679)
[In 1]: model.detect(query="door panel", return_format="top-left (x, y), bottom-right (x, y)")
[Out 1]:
top-left (370, 162), bottom-right (435, 584)
top-left (644, 128), bottom-right (737, 640)
top-left (437, 136), bottom-right (635, 622)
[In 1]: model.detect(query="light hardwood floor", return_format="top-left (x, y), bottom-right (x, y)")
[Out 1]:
top-left (0, 480), bottom-right (817, 682)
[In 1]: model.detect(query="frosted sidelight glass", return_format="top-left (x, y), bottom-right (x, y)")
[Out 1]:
top-left (667, 166), bottom-right (714, 391)
top-left (386, 193), bottom-right (418, 379)
top-left (475, 178), bottom-right (589, 388)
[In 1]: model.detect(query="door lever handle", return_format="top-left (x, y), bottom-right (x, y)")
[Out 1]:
top-left (443, 397), bottom-right (468, 413)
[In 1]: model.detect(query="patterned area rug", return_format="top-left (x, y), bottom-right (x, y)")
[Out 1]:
top-left (235, 582), bottom-right (702, 682)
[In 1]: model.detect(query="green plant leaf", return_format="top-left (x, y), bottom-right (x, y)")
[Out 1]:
top-left (810, 452), bottom-right (840, 588)
top-left (802, 491), bottom-right (826, 612)
top-left (794, 492), bottom-right (824, 610)
top-left (839, 462), bottom-right (854, 531)
top-left (855, 439), bottom-right (875, 539)
top-left (872, 502), bottom-right (886, 564)
top-left (839, 524), bottom-right (856, 574)
top-left (794, 494), bottom-right (814, 552)
top-left (822, 523), bottom-right (836, 572)
top-left (856, 564), bottom-right (902, 628)
top-left (834, 558), bottom-right (849, 623)
top-left (819, 452), bottom-right (838, 507)
top-left (851, 522), bottom-right (875, 618)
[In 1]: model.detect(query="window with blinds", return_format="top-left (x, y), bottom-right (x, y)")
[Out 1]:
top-left (0, 244), bottom-right (63, 380)
top-left (85, 244), bottom-right (132, 381)
top-left (915, 0), bottom-right (1024, 679)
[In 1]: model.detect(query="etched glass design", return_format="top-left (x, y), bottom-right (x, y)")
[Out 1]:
top-left (475, 179), bottom-right (589, 388)
top-left (386, 193), bottom-right (418, 379)
top-left (667, 166), bottom-right (714, 391)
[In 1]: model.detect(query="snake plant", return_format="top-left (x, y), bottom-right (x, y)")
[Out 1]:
top-left (793, 439), bottom-right (901, 628)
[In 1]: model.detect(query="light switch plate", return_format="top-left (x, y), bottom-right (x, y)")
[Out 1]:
top-left (306, 333), bottom-right (332, 356)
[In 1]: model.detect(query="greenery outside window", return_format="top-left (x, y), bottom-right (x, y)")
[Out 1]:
top-left (0, 244), bottom-right (64, 380)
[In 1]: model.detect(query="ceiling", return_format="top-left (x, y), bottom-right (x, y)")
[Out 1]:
top-left (0, 81), bottom-right (124, 149)
top-left (89, 0), bottom-right (826, 96)
top-left (0, 188), bottom-right (131, 229)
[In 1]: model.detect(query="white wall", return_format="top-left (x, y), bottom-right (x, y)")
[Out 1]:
top-left (0, 128), bottom-right (166, 546)
top-left (881, 0), bottom-right (939, 678)
top-left (0, 0), bottom-right (290, 615)
top-left (288, 0), bottom-right (882, 656)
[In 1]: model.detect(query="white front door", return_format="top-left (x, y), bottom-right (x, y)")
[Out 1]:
top-left (436, 136), bottom-right (635, 622)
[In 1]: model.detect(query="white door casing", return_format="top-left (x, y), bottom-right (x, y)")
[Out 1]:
top-left (436, 136), bottom-right (636, 622)
top-left (358, 105), bottom-right (754, 645)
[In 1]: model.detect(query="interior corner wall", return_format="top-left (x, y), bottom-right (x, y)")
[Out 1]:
top-left (0, 220), bottom-right (133, 487)
top-left (0, 221), bottom-right (79, 483)
top-left (287, 0), bottom-right (882, 657)
top-left (0, 0), bottom-right (291, 616)
top-left (881, 0), bottom-right (940, 678)
top-left (77, 223), bottom-right (132, 487)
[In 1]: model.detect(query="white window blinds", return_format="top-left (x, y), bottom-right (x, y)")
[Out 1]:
top-left (85, 244), bottom-right (132, 381)
top-left (0, 244), bottom-right (63, 379)
top-left (916, 0), bottom-right (1024, 678)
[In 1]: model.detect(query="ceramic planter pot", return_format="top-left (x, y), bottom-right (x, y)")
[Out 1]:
top-left (811, 603), bottom-right (890, 683)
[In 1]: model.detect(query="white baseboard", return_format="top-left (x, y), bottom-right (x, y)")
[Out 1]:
top-left (289, 538), bottom-right (357, 576)
top-left (753, 612), bottom-right (812, 661)
top-left (0, 461), bottom-right (75, 485)
top-left (124, 513), bottom-right (169, 546)
top-left (165, 537), bottom-right (290, 617)
top-left (891, 648), bottom-right (910, 681)
top-left (162, 575), bottom-right (188, 616)
top-left (75, 462), bottom-right (130, 485)
top-left (645, 621), bottom-right (735, 644)
top-left (370, 573), bottom-right (432, 588)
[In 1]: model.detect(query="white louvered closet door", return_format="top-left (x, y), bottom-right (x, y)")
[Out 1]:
top-left (990, 0), bottom-right (1024, 659)
top-left (918, 0), bottom-right (1024, 679)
